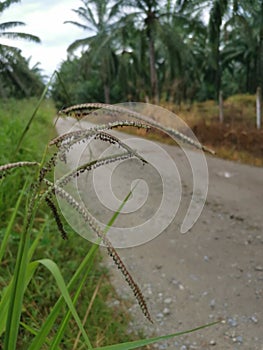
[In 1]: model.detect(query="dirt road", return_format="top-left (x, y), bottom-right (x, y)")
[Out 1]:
top-left (105, 147), bottom-right (263, 350)
top-left (56, 116), bottom-right (263, 349)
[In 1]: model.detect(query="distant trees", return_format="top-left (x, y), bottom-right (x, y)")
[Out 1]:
top-left (52, 0), bottom-right (263, 106)
top-left (0, 0), bottom-right (44, 98)
top-left (64, 0), bottom-right (123, 103)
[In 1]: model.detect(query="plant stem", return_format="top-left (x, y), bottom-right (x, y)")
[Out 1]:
top-left (4, 183), bottom-right (40, 349)
top-left (4, 217), bottom-right (32, 349)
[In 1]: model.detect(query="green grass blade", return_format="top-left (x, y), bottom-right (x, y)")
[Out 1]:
top-left (29, 187), bottom-right (134, 349)
top-left (4, 225), bottom-right (31, 350)
top-left (27, 245), bottom-right (97, 350)
top-left (49, 187), bottom-right (134, 348)
top-left (0, 261), bottom-right (39, 336)
top-left (105, 184), bottom-right (134, 230)
top-left (19, 321), bottom-right (56, 348)
top-left (27, 222), bottom-right (47, 262)
top-left (37, 258), bottom-right (93, 349)
top-left (0, 222), bottom-right (45, 337)
top-left (94, 321), bottom-right (222, 350)
top-left (49, 257), bottom-right (95, 349)
top-left (14, 72), bottom-right (56, 157)
top-left (0, 181), bottom-right (28, 264)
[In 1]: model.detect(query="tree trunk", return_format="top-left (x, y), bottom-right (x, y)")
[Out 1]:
top-left (257, 3), bottom-right (263, 98)
top-left (104, 83), bottom-right (110, 104)
top-left (219, 90), bottom-right (224, 123)
top-left (256, 87), bottom-right (261, 129)
top-left (148, 31), bottom-right (159, 104)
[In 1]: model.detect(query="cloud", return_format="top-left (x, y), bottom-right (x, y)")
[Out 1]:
top-left (1, 0), bottom-right (87, 76)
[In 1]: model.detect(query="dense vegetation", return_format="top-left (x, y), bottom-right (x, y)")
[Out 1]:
top-left (52, 0), bottom-right (263, 107)
top-left (0, 0), bottom-right (44, 98)
top-left (1, 0), bottom-right (263, 106)
top-left (0, 99), bottom-right (135, 348)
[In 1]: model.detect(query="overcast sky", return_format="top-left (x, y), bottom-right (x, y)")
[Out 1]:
top-left (1, 0), bottom-right (87, 77)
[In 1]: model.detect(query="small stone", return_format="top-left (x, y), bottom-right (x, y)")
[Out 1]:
top-left (236, 336), bottom-right (243, 343)
top-left (180, 346), bottom-right (187, 350)
top-left (164, 298), bottom-right (172, 304)
top-left (189, 345), bottom-right (198, 349)
top-left (204, 255), bottom-right (209, 262)
top-left (250, 315), bottom-right (258, 324)
top-left (255, 266), bottom-right (263, 271)
top-left (233, 335), bottom-right (243, 344)
top-left (156, 312), bottom-right (164, 319)
top-left (209, 340), bottom-right (216, 345)
top-left (210, 299), bottom-right (216, 309)
top-left (228, 317), bottom-right (238, 327)
top-left (163, 307), bottom-right (170, 315)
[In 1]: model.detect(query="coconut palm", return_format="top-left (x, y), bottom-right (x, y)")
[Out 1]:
top-left (211, 0), bottom-right (262, 96)
top-left (0, 0), bottom-right (41, 97)
top-left (121, 0), bottom-right (165, 103)
top-left (0, 0), bottom-right (40, 44)
top-left (180, 0), bottom-right (260, 98)
top-left (65, 0), bottom-right (123, 103)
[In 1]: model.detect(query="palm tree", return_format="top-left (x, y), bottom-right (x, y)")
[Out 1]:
top-left (0, 0), bottom-right (41, 97)
top-left (121, 0), bottom-right (207, 103)
top-left (65, 0), bottom-right (123, 103)
top-left (181, 0), bottom-right (260, 99)
top-left (219, 1), bottom-right (263, 95)
top-left (121, 0), bottom-right (165, 103)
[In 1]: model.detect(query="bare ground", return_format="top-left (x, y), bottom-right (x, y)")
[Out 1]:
top-left (104, 147), bottom-right (263, 350)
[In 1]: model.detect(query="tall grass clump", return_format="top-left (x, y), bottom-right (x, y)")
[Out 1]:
top-left (0, 98), bottom-right (220, 349)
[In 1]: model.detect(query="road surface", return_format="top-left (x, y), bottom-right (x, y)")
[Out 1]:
top-left (56, 116), bottom-right (263, 350)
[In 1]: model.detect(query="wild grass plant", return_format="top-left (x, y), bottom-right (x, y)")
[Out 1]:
top-left (0, 98), bottom-right (220, 349)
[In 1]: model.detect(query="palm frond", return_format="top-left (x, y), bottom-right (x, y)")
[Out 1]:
top-left (0, 21), bottom-right (25, 30)
top-left (0, 32), bottom-right (40, 43)
top-left (86, 6), bottom-right (98, 28)
top-left (72, 7), bottom-right (96, 27)
top-left (0, 0), bottom-right (20, 12)
top-left (67, 37), bottom-right (92, 52)
top-left (64, 20), bottom-right (92, 31)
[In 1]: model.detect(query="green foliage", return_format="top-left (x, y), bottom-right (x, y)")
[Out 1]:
top-left (0, 99), bottom-right (136, 349)
top-left (0, 0), bottom-right (44, 98)
top-left (52, 56), bottom-right (105, 108)
top-left (51, 0), bottom-right (263, 104)
top-left (0, 98), bottom-right (54, 221)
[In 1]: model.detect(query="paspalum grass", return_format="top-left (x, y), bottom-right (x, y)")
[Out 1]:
top-left (0, 99), bottom-right (220, 350)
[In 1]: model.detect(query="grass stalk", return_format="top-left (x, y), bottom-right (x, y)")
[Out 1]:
top-left (28, 187), bottom-right (134, 349)
top-left (4, 218), bottom-right (32, 349)
top-left (0, 181), bottom-right (28, 264)
top-left (94, 321), bottom-right (222, 350)
top-left (72, 277), bottom-right (103, 350)
top-left (13, 72), bottom-right (56, 157)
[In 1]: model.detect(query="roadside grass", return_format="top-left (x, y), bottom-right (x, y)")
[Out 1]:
top-left (112, 95), bottom-right (262, 166)
top-left (0, 98), bottom-right (135, 348)
top-left (162, 95), bottom-right (263, 166)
